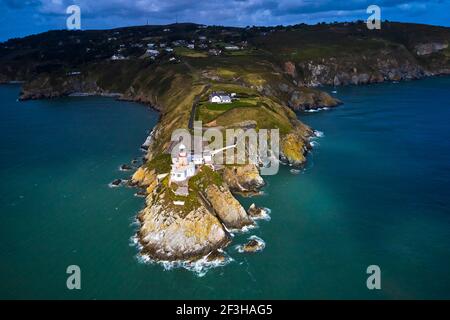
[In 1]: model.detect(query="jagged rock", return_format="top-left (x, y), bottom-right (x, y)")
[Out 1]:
top-left (138, 191), bottom-right (230, 261)
top-left (223, 164), bottom-right (265, 193)
top-left (280, 122), bottom-right (313, 167)
top-left (415, 42), bottom-right (448, 56)
top-left (288, 88), bottom-right (341, 111)
top-left (110, 179), bottom-right (122, 187)
top-left (131, 167), bottom-right (156, 187)
top-left (120, 164), bottom-right (133, 171)
top-left (206, 250), bottom-right (226, 263)
top-left (206, 184), bottom-right (253, 229)
top-left (247, 203), bottom-right (267, 219)
top-left (239, 237), bottom-right (265, 253)
top-left (283, 61), bottom-right (297, 78)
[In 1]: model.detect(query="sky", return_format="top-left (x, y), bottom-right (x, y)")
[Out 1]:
top-left (0, 0), bottom-right (449, 41)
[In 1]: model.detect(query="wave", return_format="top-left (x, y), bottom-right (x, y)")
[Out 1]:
top-left (304, 107), bottom-right (330, 113)
top-left (251, 207), bottom-right (271, 222)
top-left (228, 223), bottom-right (258, 234)
top-left (314, 130), bottom-right (325, 138)
top-left (235, 235), bottom-right (266, 253)
top-left (137, 250), bottom-right (233, 277)
top-left (130, 234), bottom-right (233, 277)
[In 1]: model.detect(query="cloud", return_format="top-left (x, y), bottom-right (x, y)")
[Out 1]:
top-left (0, 0), bottom-right (449, 41)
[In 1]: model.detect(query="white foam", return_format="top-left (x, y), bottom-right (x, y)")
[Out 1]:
top-left (136, 249), bottom-right (233, 277)
top-left (310, 140), bottom-right (319, 148)
top-left (235, 235), bottom-right (266, 253)
top-left (251, 207), bottom-right (271, 221)
top-left (108, 182), bottom-right (121, 188)
top-left (228, 223), bottom-right (258, 234)
top-left (314, 130), bottom-right (325, 138)
top-left (304, 107), bottom-right (330, 113)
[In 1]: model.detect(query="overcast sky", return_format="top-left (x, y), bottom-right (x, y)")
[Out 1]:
top-left (1, 0), bottom-right (449, 41)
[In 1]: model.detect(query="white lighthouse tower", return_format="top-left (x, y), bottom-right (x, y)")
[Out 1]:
top-left (170, 143), bottom-right (195, 183)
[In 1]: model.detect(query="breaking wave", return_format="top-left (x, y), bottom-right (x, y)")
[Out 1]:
top-left (130, 235), bottom-right (233, 277)
top-left (235, 235), bottom-right (266, 253)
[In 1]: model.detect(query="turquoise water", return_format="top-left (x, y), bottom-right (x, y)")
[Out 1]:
top-left (1, 77), bottom-right (449, 299)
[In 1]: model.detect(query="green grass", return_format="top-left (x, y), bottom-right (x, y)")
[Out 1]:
top-left (145, 153), bottom-right (172, 173)
top-left (174, 47), bottom-right (208, 58)
top-left (189, 165), bottom-right (223, 191)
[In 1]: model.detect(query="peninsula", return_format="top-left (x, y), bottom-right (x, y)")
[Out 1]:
top-left (1, 21), bottom-right (449, 264)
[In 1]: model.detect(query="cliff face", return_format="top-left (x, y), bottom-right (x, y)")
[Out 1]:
top-left (223, 164), bottom-right (265, 194)
top-left (138, 191), bottom-right (230, 261)
top-left (205, 184), bottom-right (253, 229)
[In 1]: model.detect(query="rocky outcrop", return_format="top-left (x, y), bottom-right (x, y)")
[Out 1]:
top-left (247, 203), bottom-right (268, 219)
top-left (415, 42), bottom-right (448, 56)
top-left (131, 167), bottom-right (158, 195)
top-left (138, 191), bottom-right (230, 261)
top-left (131, 167), bottom-right (155, 186)
top-left (288, 88), bottom-right (341, 111)
top-left (238, 236), bottom-right (265, 253)
top-left (205, 184), bottom-right (253, 229)
top-left (222, 164), bottom-right (265, 194)
top-left (280, 123), bottom-right (313, 166)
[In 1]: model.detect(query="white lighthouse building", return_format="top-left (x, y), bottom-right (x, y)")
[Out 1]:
top-left (170, 144), bottom-right (196, 183)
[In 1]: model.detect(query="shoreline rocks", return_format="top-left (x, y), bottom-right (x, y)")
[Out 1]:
top-left (237, 236), bottom-right (266, 253)
top-left (223, 164), bottom-right (265, 194)
top-left (247, 203), bottom-right (269, 220)
top-left (205, 184), bottom-right (254, 230)
top-left (138, 189), bottom-right (231, 261)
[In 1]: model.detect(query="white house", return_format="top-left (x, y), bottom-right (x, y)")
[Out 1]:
top-left (187, 44), bottom-right (195, 49)
top-left (224, 45), bottom-right (240, 50)
top-left (111, 54), bottom-right (126, 60)
top-left (209, 93), bottom-right (232, 104)
top-left (146, 49), bottom-right (159, 56)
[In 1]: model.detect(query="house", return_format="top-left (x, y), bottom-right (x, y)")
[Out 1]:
top-left (209, 93), bottom-right (232, 104)
top-left (146, 49), bottom-right (159, 56)
top-left (111, 54), bottom-right (126, 60)
top-left (208, 49), bottom-right (221, 56)
top-left (165, 47), bottom-right (174, 52)
top-left (66, 71), bottom-right (81, 76)
top-left (187, 44), bottom-right (195, 49)
top-left (224, 45), bottom-right (240, 50)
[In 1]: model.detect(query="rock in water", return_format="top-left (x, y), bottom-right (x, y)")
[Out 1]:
top-left (238, 236), bottom-right (265, 253)
top-left (206, 184), bottom-right (254, 230)
top-left (247, 203), bottom-right (267, 219)
top-left (120, 164), bottom-right (133, 171)
top-left (110, 179), bottom-right (122, 187)
top-left (206, 250), bottom-right (226, 263)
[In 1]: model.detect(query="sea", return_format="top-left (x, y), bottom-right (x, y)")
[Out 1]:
top-left (0, 76), bottom-right (449, 299)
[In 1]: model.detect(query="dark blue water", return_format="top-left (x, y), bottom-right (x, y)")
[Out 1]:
top-left (0, 77), bottom-right (449, 299)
